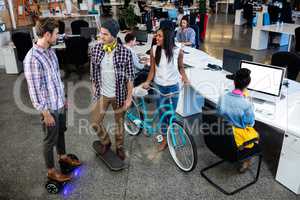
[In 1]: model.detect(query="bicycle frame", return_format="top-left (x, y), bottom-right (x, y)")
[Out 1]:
top-left (126, 87), bottom-right (187, 147)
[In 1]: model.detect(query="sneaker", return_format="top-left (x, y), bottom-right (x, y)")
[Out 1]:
top-left (239, 160), bottom-right (251, 173)
top-left (157, 136), bottom-right (167, 152)
top-left (99, 142), bottom-right (112, 155)
top-left (116, 147), bottom-right (126, 160)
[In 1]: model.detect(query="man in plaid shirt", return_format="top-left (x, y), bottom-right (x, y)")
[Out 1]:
top-left (24, 18), bottom-right (80, 182)
top-left (90, 18), bottom-right (134, 160)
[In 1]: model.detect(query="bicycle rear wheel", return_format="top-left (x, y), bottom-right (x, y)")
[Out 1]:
top-left (124, 99), bottom-right (144, 136)
top-left (167, 120), bottom-right (197, 172)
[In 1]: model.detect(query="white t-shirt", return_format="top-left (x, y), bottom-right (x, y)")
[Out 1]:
top-left (152, 45), bottom-right (180, 86)
top-left (101, 50), bottom-right (116, 97)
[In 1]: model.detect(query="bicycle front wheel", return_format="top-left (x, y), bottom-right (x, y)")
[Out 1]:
top-left (167, 121), bottom-right (197, 172)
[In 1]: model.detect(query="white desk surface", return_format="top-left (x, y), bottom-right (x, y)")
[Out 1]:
top-left (118, 33), bottom-right (300, 136)
top-left (102, 2), bottom-right (124, 6)
top-left (256, 23), bottom-right (300, 35)
top-left (150, 3), bottom-right (198, 10)
top-left (292, 11), bottom-right (300, 18)
top-left (40, 13), bottom-right (98, 19)
top-left (51, 38), bottom-right (98, 49)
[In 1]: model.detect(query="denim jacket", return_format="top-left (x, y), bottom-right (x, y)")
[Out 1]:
top-left (217, 92), bottom-right (255, 129)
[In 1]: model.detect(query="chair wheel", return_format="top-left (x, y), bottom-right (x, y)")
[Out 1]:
top-left (45, 181), bottom-right (62, 194)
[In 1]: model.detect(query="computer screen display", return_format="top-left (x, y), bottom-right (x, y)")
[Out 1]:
top-left (134, 30), bottom-right (148, 43)
top-left (223, 49), bottom-right (253, 74)
top-left (240, 61), bottom-right (285, 97)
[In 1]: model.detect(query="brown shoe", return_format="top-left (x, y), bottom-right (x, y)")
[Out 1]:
top-left (158, 136), bottom-right (167, 152)
top-left (99, 142), bottom-right (112, 155)
top-left (59, 156), bottom-right (81, 167)
top-left (116, 147), bottom-right (126, 160)
top-left (47, 170), bottom-right (71, 182)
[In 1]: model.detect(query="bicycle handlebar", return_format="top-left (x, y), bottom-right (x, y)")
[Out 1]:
top-left (147, 85), bottom-right (182, 98)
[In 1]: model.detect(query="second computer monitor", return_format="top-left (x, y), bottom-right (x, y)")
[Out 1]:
top-left (134, 30), bottom-right (148, 45)
top-left (223, 49), bottom-right (253, 74)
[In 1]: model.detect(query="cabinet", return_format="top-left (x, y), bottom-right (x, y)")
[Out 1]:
top-left (0, 45), bottom-right (20, 74)
top-left (276, 132), bottom-right (300, 194)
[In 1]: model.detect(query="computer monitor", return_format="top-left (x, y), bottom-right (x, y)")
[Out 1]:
top-left (134, 30), bottom-right (148, 45)
top-left (223, 49), bottom-right (253, 74)
top-left (240, 61), bottom-right (285, 103)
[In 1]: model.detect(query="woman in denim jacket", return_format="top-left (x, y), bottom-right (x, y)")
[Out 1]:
top-left (217, 68), bottom-right (259, 173)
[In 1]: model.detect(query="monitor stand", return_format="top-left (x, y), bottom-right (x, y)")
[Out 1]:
top-left (252, 97), bottom-right (266, 104)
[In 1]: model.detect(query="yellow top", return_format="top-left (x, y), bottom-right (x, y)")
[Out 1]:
top-left (232, 126), bottom-right (259, 149)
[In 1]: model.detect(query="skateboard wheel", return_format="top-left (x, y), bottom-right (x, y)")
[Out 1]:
top-left (45, 181), bottom-right (61, 194)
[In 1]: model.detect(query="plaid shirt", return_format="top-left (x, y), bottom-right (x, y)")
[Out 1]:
top-left (24, 44), bottom-right (65, 111)
top-left (90, 43), bottom-right (134, 107)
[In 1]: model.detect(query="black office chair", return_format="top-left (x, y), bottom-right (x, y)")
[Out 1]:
top-left (71, 20), bottom-right (89, 35)
top-left (153, 8), bottom-right (163, 19)
top-left (280, 2), bottom-right (293, 23)
top-left (200, 114), bottom-right (262, 195)
top-left (190, 24), bottom-right (200, 49)
top-left (295, 27), bottom-right (300, 53)
top-left (58, 20), bottom-right (65, 34)
top-left (268, 5), bottom-right (280, 24)
top-left (271, 51), bottom-right (300, 81)
top-left (100, 0), bottom-right (113, 17)
top-left (64, 36), bottom-right (89, 80)
top-left (243, 2), bottom-right (254, 26)
top-left (11, 31), bottom-right (33, 62)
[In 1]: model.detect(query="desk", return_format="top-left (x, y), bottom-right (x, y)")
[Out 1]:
top-left (150, 3), bottom-right (198, 13)
top-left (0, 44), bottom-right (20, 74)
top-left (118, 33), bottom-right (300, 193)
top-left (182, 46), bottom-right (300, 194)
top-left (235, 9), bottom-right (247, 25)
top-left (251, 23), bottom-right (300, 51)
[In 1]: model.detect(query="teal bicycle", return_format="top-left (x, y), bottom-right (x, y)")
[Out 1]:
top-left (124, 86), bottom-right (197, 172)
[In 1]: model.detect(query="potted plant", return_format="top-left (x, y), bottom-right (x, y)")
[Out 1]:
top-left (119, 5), bottom-right (137, 30)
top-left (197, 0), bottom-right (208, 41)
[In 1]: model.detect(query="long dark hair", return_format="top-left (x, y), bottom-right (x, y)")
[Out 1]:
top-left (155, 28), bottom-right (175, 66)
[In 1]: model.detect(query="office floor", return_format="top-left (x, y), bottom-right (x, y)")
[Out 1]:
top-left (0, 14), bottom-right (299, 200)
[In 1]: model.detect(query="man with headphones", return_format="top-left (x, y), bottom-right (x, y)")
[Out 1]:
top-left (90, 18), bottom-right (134, 161)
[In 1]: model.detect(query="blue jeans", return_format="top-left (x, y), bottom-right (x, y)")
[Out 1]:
top-left (156, 83), bottom-right (179, 135)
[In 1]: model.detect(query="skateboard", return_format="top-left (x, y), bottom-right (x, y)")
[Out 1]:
top-left (92, 140), bottom-right (126, 171)
top-left (45, 154), bottom-right (81, 194)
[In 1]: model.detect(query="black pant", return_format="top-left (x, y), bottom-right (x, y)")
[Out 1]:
top-left (42, 108), bottom-right (67, 169)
